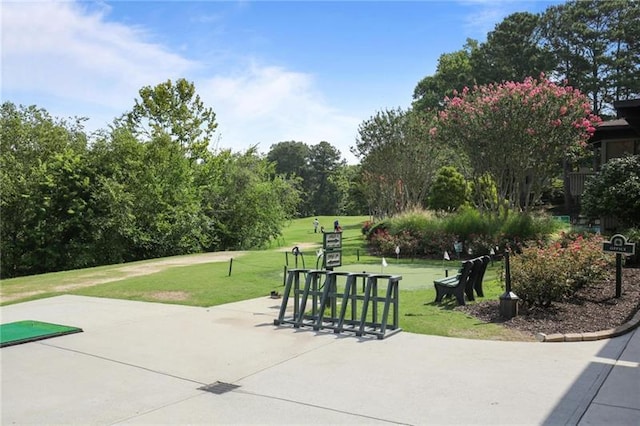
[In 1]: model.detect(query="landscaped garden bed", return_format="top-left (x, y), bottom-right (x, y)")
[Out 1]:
top-left (459, 266), bottom-right (640, 337)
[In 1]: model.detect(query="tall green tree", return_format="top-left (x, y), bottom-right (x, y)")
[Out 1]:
top-left (266, 140), bottom-right (349, 217)
top-left (354, 108), bottom-right (446, 216)
top-left (124, 78), bottom-right (218, 159)
top-left (334, 164), bottom-right (368, 216)
top-left (266, 141), bottom-right (310, 177)
top-left (266, 141), bottom-right (309, 215)
top-left (133, 132), bottom-right (206, 258)
top-left (541, 0), bottom-right (640, 114)
top-left (205, 148), bottom-right (300, 249)
top-left (472, 12), bottom-right (555, 85)
top-left (306, 141), bottom-right (344, 216)
top-left (87, 127), bottom-right (141, 264)
top-left (1, 89), bottom-right (302, 277)
top-left (0, 102), bottom-right (91, 277)
top-left (90, 125), bottom-right (207, 261)
top-left (412, 40), bottom-right (478, 111)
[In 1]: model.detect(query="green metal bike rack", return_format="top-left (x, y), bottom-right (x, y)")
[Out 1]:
top-left (274, 268), bottom-right (309, 327)
top-left (275, 269), bottom-right (402, 339)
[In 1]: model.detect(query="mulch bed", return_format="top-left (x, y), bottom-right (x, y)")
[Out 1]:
top-left (457, 266), bottom-right (640, 338)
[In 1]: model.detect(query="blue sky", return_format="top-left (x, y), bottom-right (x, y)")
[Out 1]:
top-left (2, 0), bottom-right (562, 163)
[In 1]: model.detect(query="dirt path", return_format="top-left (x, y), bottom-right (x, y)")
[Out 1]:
top-left (3, 243), bottom-right (323, 303)
top-left (2, 251), bottom-right (248, 303)
top-left (274, 242), bottom-right (319, 252)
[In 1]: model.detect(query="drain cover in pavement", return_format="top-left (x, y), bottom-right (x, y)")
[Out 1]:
top-left (198, 381), bottom-right (240, 394)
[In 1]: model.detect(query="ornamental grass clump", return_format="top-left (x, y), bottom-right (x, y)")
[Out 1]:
top-left (510, 233), bottom-right (612, 309)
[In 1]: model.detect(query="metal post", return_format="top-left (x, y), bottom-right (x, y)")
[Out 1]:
top-left (499, 250), bottom-right (519, 319)
top-left (616, 253), bottom-right (622, 298)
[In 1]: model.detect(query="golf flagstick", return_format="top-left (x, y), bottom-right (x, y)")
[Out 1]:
top-left (443, 250), bottom-right (450, 276)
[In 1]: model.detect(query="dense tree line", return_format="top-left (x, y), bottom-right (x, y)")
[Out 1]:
top-left (413, 0), bottom-right (639, 114)
top-left (265, 141), bottom-right (366, 217)
top-left (1, 80), bottom-right (301, 278)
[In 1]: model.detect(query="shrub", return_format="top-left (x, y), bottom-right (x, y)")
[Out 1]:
top-left (361, 220), bottom-right (374, 235)
top-left (619, 227), bottom-right (640, 266)
top-left (469, 173), bottom-right (499, 211)
top-left (387, 208), bottom-right (435, 235)
top-left (427, 166), bottom-right (468, 211)
top-left (368, 228), bottom-right (404, 256)
top-left (420, 228), bottom-right (457, 256)
top-left (501, 212), bottom-right (560, 243)
top-left (441, 208), bottom-right (503, 255)
top-left (396, 230), bottom-right (420, 257)
top-left (582, 154), bottom-right (640, 228)
top-left (510, 233), bottom-right (612, 309)
top-left (540, 177), bottom-right (565, 205)
top-left (467, 233), bottom-right (500, 256)
top-left (509, 247), bottom-right (573, 308)
top-left (365, 221), bottom-right (388, 241)
top-left (443, 208), bottom-right (494, 239)
top-left (370, 231), bottom-right (422, 258)
top-left (365, 208), bottom-right (565, 260)
top-left (387, 209), bottom-right (443, 256)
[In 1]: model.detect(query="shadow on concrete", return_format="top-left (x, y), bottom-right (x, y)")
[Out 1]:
top-left (542, 328), bottom-right (639, 425)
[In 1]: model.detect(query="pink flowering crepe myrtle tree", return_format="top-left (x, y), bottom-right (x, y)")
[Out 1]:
top-left (431, 75), bottom-right (600, 212)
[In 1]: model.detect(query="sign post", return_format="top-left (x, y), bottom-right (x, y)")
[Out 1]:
top-left (602, 234), bottom-right (636, 298)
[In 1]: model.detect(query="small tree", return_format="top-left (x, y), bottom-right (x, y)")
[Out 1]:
top-left (582, 155), bottom-right (640, 228)
top-left (428, 166), bottom-right (468, 211)
top-left (431, 76), bottom-right (600, 213)
top-left (354, 108), bottom-right (445, 216)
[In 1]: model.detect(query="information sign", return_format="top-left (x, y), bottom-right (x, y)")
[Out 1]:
top-left (324, 250), bottom-right (342, 268)
top-left (323, 232), bottom-right (342, 250)
top-left (602, 234), bottom-right (636, 298)
top-left (603, 234), bottom-right (636, 255)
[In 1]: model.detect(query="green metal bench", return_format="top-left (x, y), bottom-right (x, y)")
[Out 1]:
top-left (434, 255), bottom-right (490, 306)
top-left (434, 260), bottom-right (474, 305)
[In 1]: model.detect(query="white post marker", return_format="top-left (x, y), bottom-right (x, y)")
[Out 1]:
top-left (443, 250), bottom-right (451, 277)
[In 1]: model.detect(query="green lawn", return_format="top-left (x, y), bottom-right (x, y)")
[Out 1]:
top-left (0, 215), bottom-right (531, 341)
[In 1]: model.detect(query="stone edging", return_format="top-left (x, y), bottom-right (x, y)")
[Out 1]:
top-left (535, 309), bottom-right (640, 342)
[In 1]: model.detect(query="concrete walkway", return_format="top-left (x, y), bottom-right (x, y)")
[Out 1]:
top-left (1, 295), bottom-right (638, 425)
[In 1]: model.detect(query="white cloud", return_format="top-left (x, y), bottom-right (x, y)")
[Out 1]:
top-left (198, 63), bottom-right (361, 162)
top-left (1, 1), bottom-right (360, 162)
top-left (1, 1), bottom-right (195, 120)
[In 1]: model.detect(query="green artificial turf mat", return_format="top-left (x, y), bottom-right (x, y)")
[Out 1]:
top-left (1, 320), bottom-right (83, 348)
